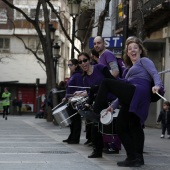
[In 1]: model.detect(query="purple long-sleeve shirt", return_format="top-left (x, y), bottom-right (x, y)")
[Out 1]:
top-left (65, 70), bottom-right (84, 98)
top-left (112, 57), bottom-right (164, 124)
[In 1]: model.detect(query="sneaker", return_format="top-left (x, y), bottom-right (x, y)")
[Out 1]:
top-left (160, 134), bottom-right (164, 138)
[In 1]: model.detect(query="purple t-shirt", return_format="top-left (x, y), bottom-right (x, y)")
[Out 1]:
top-left (98, 49), bottom-right (117, 70)
top-left (83, 64), bottom-right (106, 87)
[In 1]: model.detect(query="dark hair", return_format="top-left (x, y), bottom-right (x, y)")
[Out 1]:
top-left (163, 101), bottom-right (170, 107)
top-left (77, 52), bottom-right (90, 60)
top-left (69, 58), bottom-right (81, 71)
top-left (91, 49), bottom-right (99, 58)
top-left (123, 36), bottom-right (147, 68)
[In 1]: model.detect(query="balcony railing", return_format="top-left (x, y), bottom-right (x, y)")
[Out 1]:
top-left (132, 0), bottom-right (166, 22)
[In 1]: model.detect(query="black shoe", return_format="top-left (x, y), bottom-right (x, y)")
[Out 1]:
top-left (78, 110), bottom-right (100, 123)
top-left (136, 154), bottom-right (144, 165)
top-left (117, 158), bottom-right (142, 167)
top-left (103, 148), bottom-right (119, 154)
top-left (5, 116), bottom-right (7, 120)
top-left (84, 140), bottom-right (91, 145)
top-left (88, 151), bottom-right (102, 158)
top-left (62, 139), bottom-right (70, 143)
top-left (88, 142), bottom-right (93, 147)
top-left (67, 140), bottom-right (79, 144)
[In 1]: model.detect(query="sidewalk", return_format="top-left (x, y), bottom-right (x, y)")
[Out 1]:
top-left (0, 115), bottom-right (169, 170)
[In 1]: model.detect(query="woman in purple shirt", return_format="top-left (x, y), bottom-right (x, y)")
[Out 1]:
top-left (62, 59), bottom-right (84, 144)
top-left (77, 52), bottom-right (115, 159)
top-left (84, 37), bottom-right (164, 167)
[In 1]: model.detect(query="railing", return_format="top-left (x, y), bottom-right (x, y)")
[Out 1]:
top-left (132, 0), bottom-right (166, 22)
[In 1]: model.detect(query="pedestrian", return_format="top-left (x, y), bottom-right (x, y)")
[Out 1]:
top-left (12, 96), bottom-right (18, 115)
top-left (61, 59), bottom-right (84, 144)
top-left (93, 36), bottom-right (122, 154)
top-left (17, 98), bottom-right (22, 115)
top-left (81, 36), bottom-right (164, 167)
top-left (2, 87), bottom-right (11, 120)
top-left (77, 52), bottom-right (115, 158)
top-left (157, 101), bottom-right (170, 139)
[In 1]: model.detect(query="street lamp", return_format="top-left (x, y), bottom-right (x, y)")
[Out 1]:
top-left (53, 43), bottom-right (61, 83)
top-left (49, 23), bottom-right (56, 42)
top-left (68, 0), bottom-right (81, 58)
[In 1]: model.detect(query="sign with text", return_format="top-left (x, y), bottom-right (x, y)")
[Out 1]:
top-left (89, 36), bottom-right (123, 49)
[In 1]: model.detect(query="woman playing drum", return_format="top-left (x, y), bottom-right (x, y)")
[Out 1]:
top-left (62, 59), bottom-right (84, 144)
top-left (77, 52), bottom-right (115, 158)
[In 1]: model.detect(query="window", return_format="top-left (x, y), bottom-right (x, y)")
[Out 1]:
top-left (28, 38), bottom-right (43, 53)
top-left (15, 8), bottom-right (28, 19)
top-left (0, 8), bottom-right (7, 24)
top-left (0, 38), bottom-right (10, 52)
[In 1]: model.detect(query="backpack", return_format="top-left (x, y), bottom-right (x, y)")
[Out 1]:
top-left (116, 57), bottom-right (126, 78)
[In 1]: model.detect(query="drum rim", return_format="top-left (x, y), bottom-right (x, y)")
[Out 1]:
top-left (100, 110), bottom-right (113, 125)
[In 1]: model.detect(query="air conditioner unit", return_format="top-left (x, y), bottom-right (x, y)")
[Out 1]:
top-left (163, 27), bottom-right (170, 38)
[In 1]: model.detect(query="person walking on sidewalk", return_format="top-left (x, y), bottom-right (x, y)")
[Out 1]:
top-left (2, 87), bottom-right (11, 120)
top-left (157, 101), bottom-right (170, 139)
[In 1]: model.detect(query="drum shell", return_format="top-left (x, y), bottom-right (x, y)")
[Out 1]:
top-left (52, 105), bottom-right (71, 127)
top-left (99, 118), bottom-right (117, 135)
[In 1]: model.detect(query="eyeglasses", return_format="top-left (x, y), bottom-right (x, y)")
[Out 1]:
top-left (78, 58), bottom-right (88, 64)
top-left (68, 64), bottom-right (73, 67)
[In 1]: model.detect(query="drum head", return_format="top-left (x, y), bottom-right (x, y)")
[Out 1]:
top-left (52, 105), bottom-right (67, 115)
top-left (70, 96), bottom-right (83, 102)
top-left (100, 109), bottom-right (113, 125)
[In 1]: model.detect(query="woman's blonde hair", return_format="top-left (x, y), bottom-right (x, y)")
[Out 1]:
top-left (123, 36), bottom-right (147, 68)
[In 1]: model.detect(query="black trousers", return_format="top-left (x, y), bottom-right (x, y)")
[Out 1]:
top-left (91, 122), bottom-right (103, 153)
top-left (85, 119), bottom-right (92, 141)
top-left (67, 104), bottom-right (82, 142)
top-left (3, 106), bottom-right (9, 117)
top-left (93, 78), bottom-right (144, 160)
top-left (162, 124), bottom-right (170, 135)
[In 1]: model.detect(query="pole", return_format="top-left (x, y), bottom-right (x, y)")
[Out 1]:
top-left (71, 15), bottom-right (76, 59)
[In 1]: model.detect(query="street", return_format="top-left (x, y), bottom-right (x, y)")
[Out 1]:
top-left (0, 115), bottom-right (169, 170)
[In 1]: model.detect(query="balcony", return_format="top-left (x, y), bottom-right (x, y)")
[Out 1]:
top-left (115, 0), bottom-right (170, 35)
top-left (132, 0), bottom-right (170, 35)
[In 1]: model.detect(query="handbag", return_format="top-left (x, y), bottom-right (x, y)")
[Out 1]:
top-left (140, 60), bottom-right (165, 102)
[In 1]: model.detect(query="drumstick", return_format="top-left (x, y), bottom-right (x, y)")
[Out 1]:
top-left (60, 112), bottom-right (78, 123)
top-left (158, 69), bottom-right (170, 74)
top-left (68, 86), bottom-right (91, 89)
top-left (155, 92), bottom-right (167, 101)
top-left (52, 102), bottom-right (64, 111)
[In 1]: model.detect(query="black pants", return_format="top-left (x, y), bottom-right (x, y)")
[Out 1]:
top-left (3, 106), bottom-right (9, 117)
top-left (91, 122), bottom-right (103, 153)
top-left (93, 78), bottom-right (144, 160)
top-left (67, 104), bottom-right (82, 142)
top-left (162, 124), bottom-right (170, 135)
top-left (85, 119), bottom-right (92, 141)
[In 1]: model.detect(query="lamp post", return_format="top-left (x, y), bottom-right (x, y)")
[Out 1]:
top-left (68, 0), bottom-right (81, 59)
top-left (53, 43), bottom-right (61, 83)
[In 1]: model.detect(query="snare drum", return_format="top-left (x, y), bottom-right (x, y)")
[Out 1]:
top-left (52, 104), bottom-right (71, 128)
top-left (99, 109), bottom-right (119, 135)
top-left (70, 96), bottom-right (83, 109)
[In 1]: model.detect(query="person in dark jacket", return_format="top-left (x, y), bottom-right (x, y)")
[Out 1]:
top-left (157, 101), bottom-right (170, 139)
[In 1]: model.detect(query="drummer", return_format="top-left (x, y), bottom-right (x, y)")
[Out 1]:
top-left (61, 59), bottom-right (84, 144)
top-left (76, 52), bottom-right (115, 158)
